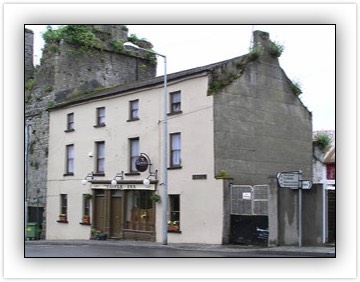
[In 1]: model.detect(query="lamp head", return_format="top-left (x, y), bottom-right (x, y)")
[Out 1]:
top-left (143, 178), bottom-right (150, 187)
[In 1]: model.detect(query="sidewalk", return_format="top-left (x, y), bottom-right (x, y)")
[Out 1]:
top-left (25, 239), bottom-right (335, 257)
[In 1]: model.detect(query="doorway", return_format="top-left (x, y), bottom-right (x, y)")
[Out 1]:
top-left (93, 189), bottom-right (124, 238)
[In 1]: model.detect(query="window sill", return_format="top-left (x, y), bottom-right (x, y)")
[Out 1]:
top-left (80, 222), bottom-right (91, 226)
top-left (127, 118), bottom-right (140, 122)
top-left (167, 111), bottom-right (182, 116)
top-left (93, 124), bottom-right (106, 128)
top-left (64, 129), bottom-right (75, 133)
top-left (168, 230), bottom-right (182, 233)
top-left (93, 173), bottom-right (105, 177)
top-left (57, 220), bottom-right (68, 224)
top-left (125, 172), bottom-right (141, 176)
top-left (63, 173), bottom-right (74, 176)
top-left (168, 166), bottom-right (182, 170)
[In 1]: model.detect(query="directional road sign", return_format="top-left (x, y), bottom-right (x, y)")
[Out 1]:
top-left (277, 172), bottom-right (300, 188)
top-left (301, 180), bottom-right (312, 189)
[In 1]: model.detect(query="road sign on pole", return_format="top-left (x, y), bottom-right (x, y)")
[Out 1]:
top-left (276, 172), bottom-right (300, 188)
top-left (301, 180), bottom-right (312, 189)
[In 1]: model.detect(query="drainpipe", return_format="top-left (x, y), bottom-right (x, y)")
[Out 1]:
top-left (322, 165), bottom-right (327, 244)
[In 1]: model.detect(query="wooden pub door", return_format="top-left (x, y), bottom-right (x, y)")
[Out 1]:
top-left (93, 189), bottom-right (124, 239)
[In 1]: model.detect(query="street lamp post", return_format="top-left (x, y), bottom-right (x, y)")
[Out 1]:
top-left (124, 42), bottom-right (168, 245)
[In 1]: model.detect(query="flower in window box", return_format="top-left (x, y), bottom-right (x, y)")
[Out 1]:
top-left (59, 214), bottom-right (67, 222)
top-left (167, 220), bottom-right (179, 231)
top-left (82, 215), bottom-right (90, 224)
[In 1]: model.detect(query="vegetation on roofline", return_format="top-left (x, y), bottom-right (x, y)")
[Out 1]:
top-left (269, 41), bottom-right (284, 58)
top-left (290, 80), bottom-right (302, 96)
top-left (42, 25), bottom-right (150, 56)
top-left (314, 132), bottom-right (332, 151)
top-left (248, 45), bottom-right (262, 61)
top-left (43, 25), bottom-right (100, 53)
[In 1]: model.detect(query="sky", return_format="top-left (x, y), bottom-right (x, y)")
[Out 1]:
top-left (26, 24), bottom-right (335, 131)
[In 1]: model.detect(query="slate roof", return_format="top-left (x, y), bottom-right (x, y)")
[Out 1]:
top-left (50, 54), bottom-right (246, 110)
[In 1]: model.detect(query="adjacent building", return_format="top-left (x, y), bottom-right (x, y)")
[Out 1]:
top-left (45, 30), bottom-right (313, 245)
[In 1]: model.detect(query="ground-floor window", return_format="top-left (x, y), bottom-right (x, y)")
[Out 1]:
top-left (125, 190), bottom-right (155, 231)
top-left (82, 194), bottom-right (91, 224)
top-left (168, 194), bottom-right (180, 231)
top-left (58, 194), bottom-right (68, 222)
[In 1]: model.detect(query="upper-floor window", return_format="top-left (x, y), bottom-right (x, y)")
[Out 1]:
top-left (65, 113), bottom-right (74, 132)
top-left (65, 144), bottom-right (74, 175)
top-left (95, 107), bottom-right (105, 127)
top-left (129, 138), bottom-right (140, 173)
top-left (95, 141), bottom-right (105, 174)
top-left (129, 99), bottom-right (139, 121)
top-left (169, 91), bottom-right (181, 114)
top-left (170, 133), bottom-right (181, 168)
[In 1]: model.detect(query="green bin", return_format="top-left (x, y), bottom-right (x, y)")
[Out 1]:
top-left (27, 222), bottom-right (38, 240)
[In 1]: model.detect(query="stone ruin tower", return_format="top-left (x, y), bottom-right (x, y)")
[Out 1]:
top-left (25, 25), bottom-right (157, 238)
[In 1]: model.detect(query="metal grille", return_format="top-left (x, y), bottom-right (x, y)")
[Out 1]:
top-left (230, 185), bottom-right (269, 215)
top-left (253, 185), bottom-right (269, 215)
top-left (231, 185), bottom-right (252, 215)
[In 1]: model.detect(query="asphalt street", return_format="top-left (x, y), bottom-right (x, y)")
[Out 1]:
top-left (25, 240), bottom-right (335, 258)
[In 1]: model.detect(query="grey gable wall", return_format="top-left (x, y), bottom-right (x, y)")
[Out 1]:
top-left (213, 32), bottom-right (312, 185)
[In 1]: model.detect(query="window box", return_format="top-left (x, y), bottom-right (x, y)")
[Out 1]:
top-left (81, 215), bottom-right (90, 225)
top-left (58, 214), bottom-right (68, 223)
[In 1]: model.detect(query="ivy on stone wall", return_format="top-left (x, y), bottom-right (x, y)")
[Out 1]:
top-left (43, 25), bottom-right (99, 54)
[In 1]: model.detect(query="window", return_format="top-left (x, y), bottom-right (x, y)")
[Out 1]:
top-left (326, 164), bottom-right (335, 180)
top-left (170, 91), bottom-right (181, 114)
top-left (125, 190), bottom-right (154, 231)
top-left (66, 113), bottom-right (74, 132)
top-left (60, 194), bottom-right (68, 217)
top-left (95, 141), bottom-right (105, 174)
top-left (168, 195), bottom-right (180, 232)
top-left (65, 144), bottom-right (74, 175)
top-left (129, 99), bottom-right (139, 121)
top-left (129, 138), bottom-right (140, 173)
top-left (95, 107), bottom-right (105, 127)
top-left (82, 194), bottom-right (91, 224)
top-left (170, 133), bottom-right (181, 168)
top-left (83, 195), bottom-right (91, 216)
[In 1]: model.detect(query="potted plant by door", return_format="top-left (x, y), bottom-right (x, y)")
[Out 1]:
top-left (91, 228), bottom-right (107, 240)
top-left (150, 193), bottom-right (161, 203)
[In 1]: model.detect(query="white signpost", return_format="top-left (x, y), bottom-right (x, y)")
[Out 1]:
top-left (301, 180), bottom-right (312, 189)
top-left (276, 171), bottom-right (312, 247)
top-left (277, 172), bottom-right (300, 189)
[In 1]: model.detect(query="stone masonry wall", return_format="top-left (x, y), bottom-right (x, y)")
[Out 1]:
top-left (25, 28), bottom-right (34, 82)
top-left (25, 25), bottom-right (157, 237)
